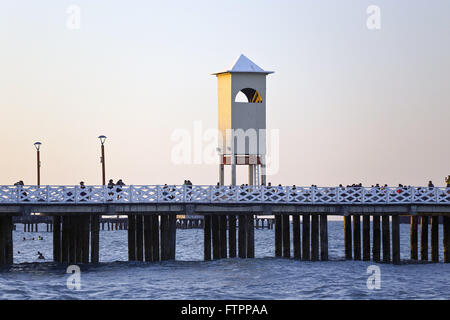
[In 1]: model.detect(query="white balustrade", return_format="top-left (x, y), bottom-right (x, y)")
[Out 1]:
top-left (0, 185), bottom-right (448, 204)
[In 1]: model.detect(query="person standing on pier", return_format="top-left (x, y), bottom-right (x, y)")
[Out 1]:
top-left (446, 175), bottom-right (450, 188)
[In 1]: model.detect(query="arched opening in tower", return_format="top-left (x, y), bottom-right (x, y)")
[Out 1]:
top-left (235, 88), bottom-right (263, 103)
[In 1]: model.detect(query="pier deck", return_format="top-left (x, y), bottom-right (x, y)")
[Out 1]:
top-left (1, 185), bottom-right (449, 266)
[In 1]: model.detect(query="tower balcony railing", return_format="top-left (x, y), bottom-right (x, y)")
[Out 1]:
top-left (0, 185), bottom-right (449, 204)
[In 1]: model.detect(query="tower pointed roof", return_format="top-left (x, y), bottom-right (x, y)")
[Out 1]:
top-left (212, 54), bottom-right (274, 75)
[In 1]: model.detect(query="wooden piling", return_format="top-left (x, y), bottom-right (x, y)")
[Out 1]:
top-left (274, 215), bottom-right (282, 257)
top-left (152, 215), bottom-right (160, 261)
top-left (53, 216), bottom-right (61, 263)
top-left (420, 216), bottom-right (428, 261)
top-left (61, 216), bottom-right (69, 263)
top-left (219, 215), bottom-right (227, 259)
top-left (203, 215), bottom-right (211, 261)
top-left (282, 214), bottom-right (290, 258)
top-left (444, 216), bottom-right (450, 263)
top-left (76, 217), bottom-right (83, 263)
top-left (320, 214), bottom-right (328, 261)
top-left (136, 215), bottom-right (144, 261)
top-left (431, 216), bottom-right (439, 263)
top-left (128, 214), bottom-right (136, 261)
top-left (0, 217), bottom-right (5, 265)
top-left (160, 215), bottom-right (170, 261)
top-left (169, 214), bottom-right (177, 260)
top-left (247, 215), bottom-right (255, 258)
top-left (68, 217), bottom-right (76, 264)
top-left (410, 216), bottom-right (418, 260)
top-left (292, 215), bottom-right (301, 259)
top-left (90, 214), bottom-right (99, 263)
top-left (238, 215), bottom-right (247, 259)
top-left (0, 218), bottom-right (5, 265)
top-left (344, 215), bottom-right (352, 260)
top-left (382, 215), bottom-right (390, 263)
top-left (228, 215), bottom-right (237, 258)
top-left (82, 216), bottom-right (90, 263)
top-left (372, 216), bottom-right (381, 262)
top-left (302, 214), bottom-right (310, 260)
top-left (353, 215), bottom-right (361, 261)
top-left (311, 215), bottom-right (319, 261)
top-left (144, 215), bottom-right (152, 262)
top-left (0, 216), bottom-right (13, 265)
top-left (211, 215), bottom-right (221, 260)
top-left (392, 215), bottom-right (400, 264)
top-left (362, 216), bottom-right (370, 261)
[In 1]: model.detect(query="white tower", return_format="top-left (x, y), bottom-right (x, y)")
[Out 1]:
top-left (212, 54), bottom-right (274, 186)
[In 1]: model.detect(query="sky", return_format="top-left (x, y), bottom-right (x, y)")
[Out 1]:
top-left (0, 0), bottom-right (449, 187)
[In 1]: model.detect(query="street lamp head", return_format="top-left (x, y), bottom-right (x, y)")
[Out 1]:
top-left (98, 135), bottom-right (107, 145)
top-left (34, 142), bottom-right (42, 151)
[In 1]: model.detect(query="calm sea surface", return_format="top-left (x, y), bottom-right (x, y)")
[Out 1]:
top-left (1, 221), bottom-right (449, 299)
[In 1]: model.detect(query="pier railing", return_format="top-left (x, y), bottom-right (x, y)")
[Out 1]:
top-left (0, 185), bottom-right (449, 204)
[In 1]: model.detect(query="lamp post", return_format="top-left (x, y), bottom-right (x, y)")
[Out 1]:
top-left (98, 135), bottom-right (107, 185)
top-left (34, 142), bottom-right (42, 186)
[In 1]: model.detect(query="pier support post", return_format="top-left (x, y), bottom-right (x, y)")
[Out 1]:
top-left (362, 216), bottom-right (370, 261)
top-left (311, 215), bottom-right (319, 261)
top-left (168, 214), bottom-right (176, 260)
top-left (90, 214), bottom-right (99, 263)
top-left (53, 216), bottom-right (61, 263)
top-left (211, 215), bottom-right (221, 260)
top-left (228, 215), bottom-right (237, 258)
top-left (274, 215), bottom-right (282, 257)
top-left (68, 217), bottom-right (76, 264)
top-left (152, 215), bottom-right (160, 261)
top-left (392, 215), bottom-right (400, 264)
top-left (128, 214), bottom-right (136, 261)
top-left (76, 217), bottom-right (83, 263)
top-left (382, 216), bottom-right (390, 263)
top-left (344, 215), bottom-right (352, 260)
top-left (431, 216), bottom-right (439, 263)
top-left (320, 214), bottom-right (328, 261)
top-left (219, 215), bottom-right (227, 259)
top-left (282, 215), bottom-right (290, 258)
top-left (292, 215), bottom-right (301, 259)
top-left (410, 216), bottom-right (418, 260)
top-left (204, 215), bottom-right (212, 261)
top-left (372, 216), bottom-right (381, 262)
top-left (238, 215), bottom-right (247, 258)
top-left (353, 215), bottom-right (361, 261)
top-left (136, 215), bottom-right (144, 261)
top-left (61, 216), bottom-right (69, 263)
top-left (144, 215), bottom-right (152, 262)
top-left (0, 216), bottom-right (13, 265)
top-left (247, 214), bottom-right (255, 258)
top-left (160, 215), bottom-right (170, 261)
top-left (302, 214), bottom-right (310, 260)
top-left (82, 216), bottom-right (90, 263)
top-left (420, 216), bottom-right (428, 261)
top-left (444, 216), bottom-right (450, 263)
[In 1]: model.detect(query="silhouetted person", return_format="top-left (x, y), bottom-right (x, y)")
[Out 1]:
top-left (37, 251), bottom-right (45, 260)
top-left (446, 175), bottom-right (450, 188)
top-left (428, 181), bottom-right (434, 188)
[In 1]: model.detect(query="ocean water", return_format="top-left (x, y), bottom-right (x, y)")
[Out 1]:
top-left (1, 222), bottom-right (449, 300)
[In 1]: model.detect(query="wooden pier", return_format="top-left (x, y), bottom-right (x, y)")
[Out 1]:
top-left (1, 184), bottom-right (450, 265)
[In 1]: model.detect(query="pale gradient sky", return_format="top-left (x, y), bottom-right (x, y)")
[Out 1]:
top-left (0, 0), bottom-right (449, 186)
